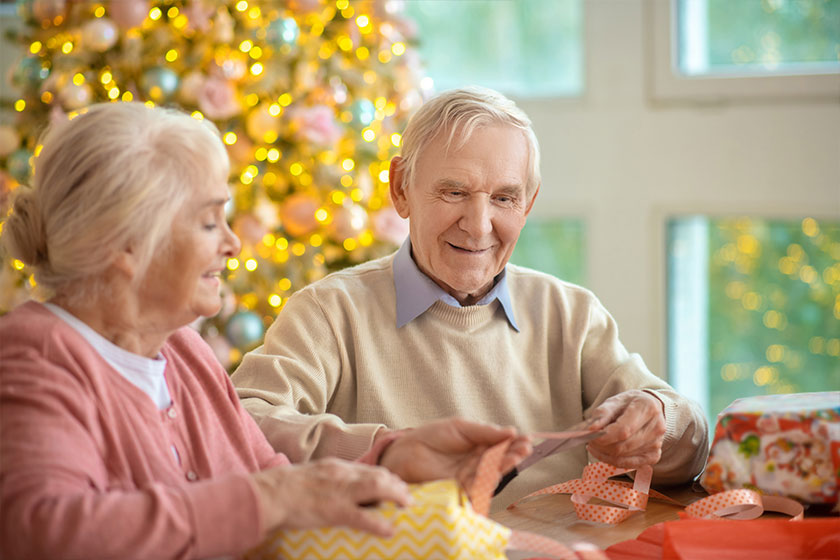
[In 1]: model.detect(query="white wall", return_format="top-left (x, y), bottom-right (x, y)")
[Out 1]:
top-left (519, 0), bottom-right (840, 379)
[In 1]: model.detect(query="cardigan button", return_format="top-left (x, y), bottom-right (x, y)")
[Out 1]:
top-left (186, 471), bottom-right (197, 481)
top-left (167, 408), bottom-right (177, 419)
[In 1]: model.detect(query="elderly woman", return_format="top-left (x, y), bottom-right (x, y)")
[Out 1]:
top-left (0, 102), bottom-right (529, 560)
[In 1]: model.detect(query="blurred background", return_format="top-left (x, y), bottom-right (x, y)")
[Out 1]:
top-left (0, 0), bottom-right (838, 429)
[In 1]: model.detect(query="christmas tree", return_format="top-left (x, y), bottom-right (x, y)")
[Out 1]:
top-left (0, 0), bottom-right (425, 368)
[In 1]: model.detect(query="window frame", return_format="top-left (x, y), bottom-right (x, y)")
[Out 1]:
top-left (646, 0), bottom-right (840, 104)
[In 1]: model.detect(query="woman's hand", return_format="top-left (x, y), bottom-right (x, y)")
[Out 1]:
top-left (252, 459), bottom-right (412, 538)
top-left (585, 389), bottom-right (667, 468)
top-left (377, 418), bottom-right (531, 490)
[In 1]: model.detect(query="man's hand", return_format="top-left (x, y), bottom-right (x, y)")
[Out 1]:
top-left (378, 418), bottom-right (531, 489)
top-left (586, 390), bottom-right (666, 469)
top-left (252, 459), bottom-right (412, 538)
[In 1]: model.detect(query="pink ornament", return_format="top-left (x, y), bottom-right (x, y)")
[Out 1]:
top-left (109, 0), bottom-right (148, 29)
top-left (372, 206), bottom-right (409, 246)
top-left (291, 104), bottom-right (342, 147)
top-left (184, 0), bottom-right (214, 33)
top-left (280, 193), bottom-right (320, 238)
top-left (197, 76), bottom-right (240, 120)
top-left (233, 214), bottom-right (267, 245)
top-left (328, 204), bottom-right (368, 241)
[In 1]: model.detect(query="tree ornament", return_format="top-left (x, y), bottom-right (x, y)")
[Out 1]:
top-left (245, 103), bottom-right (281, 143)
top-left (12, 57), bottom-right (48, 89)
top-left (109, 0), bottom-right (148, 29)
top-left (266, 17), bottom-right (299, 48)
top-left (328, 204), bottom-right (368, 241)
top-left (0, 126), bottom-right (21, 158)
top-left (350, 98), bottom-right (376, 127)
top-left (372, 206), bottom-right (410, 246)
top-left (6, 149), bottom-right (33, 183)
top-left (58, 81), bottom-right (92, 110)
top-left (81, 18), bottom-right (119, 52)
top-left (225, 310), bottom-right (265, 349)
top-left (280, 193), bottom-right (320, 237)
top-left (140, 67), bottom-right (179, 102)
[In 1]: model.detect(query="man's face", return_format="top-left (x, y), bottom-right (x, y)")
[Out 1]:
top-left (391, 124), bottom-right (537, 305)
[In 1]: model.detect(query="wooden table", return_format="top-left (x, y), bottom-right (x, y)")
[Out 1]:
top-left (491, 483), bottom-right (707, 558)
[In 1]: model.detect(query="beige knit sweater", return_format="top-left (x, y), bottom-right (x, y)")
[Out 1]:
top-left (233, 253), bottom-right (709, 507)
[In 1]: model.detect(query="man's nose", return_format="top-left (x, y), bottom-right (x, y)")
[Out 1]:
top-left (458, 197), bottom-right (493, 237)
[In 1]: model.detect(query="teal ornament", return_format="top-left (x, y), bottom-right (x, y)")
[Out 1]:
top-left (266, 17), bottom-right (299, 47)
top-left (350, 99), bottom-right (375, 127)
top-left (225, 311), bottom-right (265, 349)
top-left (13, 57), bottom-right (49, 89)
top-left (140, 67), bottom-right (179, 101)
top-left (7, 148), bottom-right (33, 182)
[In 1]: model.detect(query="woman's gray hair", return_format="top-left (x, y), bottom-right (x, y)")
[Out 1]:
top-left (2, 102), bottom-right (228, 301)
top-left (395, 86), bottom-right (541, 195)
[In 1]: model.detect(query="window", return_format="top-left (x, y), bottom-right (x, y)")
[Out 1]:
top-left (511, 218), bottom-right (586, 286)
top-left (668, 216), bottom-right (840, 428)
top-left (650, 0), bottom-right (840, 102)
top-left (402, 0), bottom-right (583, 97)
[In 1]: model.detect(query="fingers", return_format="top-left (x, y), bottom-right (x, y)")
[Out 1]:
top-left (253, 459), bottom-right (412, 537)
top-left (587, 414), bottom-right (664, 468)
top-left (449, 417), bottom-right (518, 445)
top-left (497, 435), bottom-right (532, 473)
top-left (586, 392), bottom-right (666, 468)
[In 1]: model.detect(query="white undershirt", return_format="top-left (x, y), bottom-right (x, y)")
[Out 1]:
top-left (43, 302), bottom-right (173, 410)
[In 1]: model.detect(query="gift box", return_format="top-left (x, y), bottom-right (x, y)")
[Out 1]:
top-left (246, 479), bottom-right (511, 560)
top-left (700, 391), bottom-right (840, 504)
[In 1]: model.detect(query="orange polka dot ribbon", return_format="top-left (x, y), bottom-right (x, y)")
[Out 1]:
top-left (467, 439), bottom-right (610, 559)
top-left (682, 489), bottom-right (804, 521)
top-left (465, 436), bottom-right (804, 558)
top-left (506, 458), bottom-right (804, 525)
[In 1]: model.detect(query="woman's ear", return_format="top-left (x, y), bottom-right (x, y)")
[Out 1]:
top-left (389, 156), bottom-right (410, 219)
top-left (110, 245), bottom-right (139, 280)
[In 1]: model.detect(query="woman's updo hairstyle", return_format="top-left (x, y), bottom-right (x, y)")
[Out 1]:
top-left (2, 102), bottom-right (228, 301)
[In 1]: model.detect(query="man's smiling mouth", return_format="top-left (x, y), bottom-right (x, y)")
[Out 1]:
top-left (448, 243), bottom-right (488, 254)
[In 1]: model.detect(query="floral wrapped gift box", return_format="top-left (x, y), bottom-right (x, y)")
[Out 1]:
top-left (701, 392), bottom-right (840, 504)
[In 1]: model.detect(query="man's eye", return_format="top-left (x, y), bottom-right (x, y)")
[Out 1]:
top-left (203, 223), bottom-right (218, 231)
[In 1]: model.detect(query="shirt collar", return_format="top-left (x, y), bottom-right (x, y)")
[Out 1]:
top-left (393, 238), bottom-right (519, 331)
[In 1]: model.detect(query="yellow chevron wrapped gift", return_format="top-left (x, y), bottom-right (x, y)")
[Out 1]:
top-left (246, 439), bottom-right (583, 560)
top-left (247, 479), bottom-right (510, 560)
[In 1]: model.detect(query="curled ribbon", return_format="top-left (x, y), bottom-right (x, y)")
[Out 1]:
top-left (508, 459), bottom-right (805, 525)
top-left (682, 489), bottom-right (804, 521)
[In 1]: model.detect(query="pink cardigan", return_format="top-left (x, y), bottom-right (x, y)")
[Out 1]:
top-left (0, 301), bottom-right (290, 559)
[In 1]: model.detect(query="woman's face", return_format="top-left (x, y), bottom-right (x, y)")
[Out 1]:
top-left (138, 180), bottom-right (240, 329)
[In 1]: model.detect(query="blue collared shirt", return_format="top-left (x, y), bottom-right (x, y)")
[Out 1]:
top-left (392, 239), bottom-right (519, 331)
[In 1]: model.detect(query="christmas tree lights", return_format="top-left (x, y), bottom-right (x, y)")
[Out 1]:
top-left (0, 0), bottom-right (426, 368)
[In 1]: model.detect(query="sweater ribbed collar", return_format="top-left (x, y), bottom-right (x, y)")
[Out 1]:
top-left (392, 238), bottom-right (519, 331)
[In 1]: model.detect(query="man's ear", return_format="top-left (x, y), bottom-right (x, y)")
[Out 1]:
top-left (524, 183), bottom-right (540, 217)
top-left (389, 156), bottom-right (410, 219)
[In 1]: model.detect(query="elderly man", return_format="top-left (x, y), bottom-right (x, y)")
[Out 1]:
top-left (232, 86), bottom-right (709, 507)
